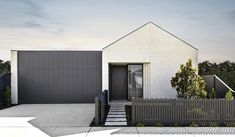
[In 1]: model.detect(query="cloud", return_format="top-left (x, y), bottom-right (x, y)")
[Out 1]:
top-left (0, 0), bottom-right (44, 28)
top-left (228, 10), bottom-right (235, 23)
top-left (0, 19), bottom-right (42, 28)
top-left (0, 0), bottom-right (61, 27)
top-left (22, 20), bottom-right (41, 28)
top-left (0, 0), bottom-right (65, 35)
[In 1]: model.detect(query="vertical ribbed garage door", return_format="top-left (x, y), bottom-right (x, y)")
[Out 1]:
top-left (18, 51), bottom-right (102, 103)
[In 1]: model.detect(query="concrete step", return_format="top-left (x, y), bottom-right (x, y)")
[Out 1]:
top-left (106, 118), bottom-right (127, 122)
top-left (105, 121), bottom-right (127, 126)
top-left (109, 108), bottom-right (125, 111)
top-left (110, 106), bottom-right (125, 109)
top-left (108, 111), bottom-right (126, 115)
top-left (110, 108), bottom-right (125, 110)
top-left (109, 109), bottom-right (125, 112)
top-left (107, 114), bottom-right (126, 118)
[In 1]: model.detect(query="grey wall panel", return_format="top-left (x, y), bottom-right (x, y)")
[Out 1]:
top-left (18, 51), bottom-right (102, 104)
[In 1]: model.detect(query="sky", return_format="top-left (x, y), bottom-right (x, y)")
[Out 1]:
top-left (0, 0), bottom-right (235, 63)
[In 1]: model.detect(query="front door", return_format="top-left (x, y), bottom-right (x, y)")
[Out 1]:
top-left (111, 65), bottom-right (127, 100)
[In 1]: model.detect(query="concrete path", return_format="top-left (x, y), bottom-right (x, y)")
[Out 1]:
top-left (105, 104), bottom-right (127, 126)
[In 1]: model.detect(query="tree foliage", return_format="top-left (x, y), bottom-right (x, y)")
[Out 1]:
top-left (225, 90), bottom-right (234, 101)
top-left (171, 59), bottom-right (207, 99)
top-left (198, 61), bottom-right (235, 90)
top-left (3, 87), bottom-right (11, 107)
top-left (0, 60), bottom-right (10, 74)
top-left (208, 88), bottom-right (217, 99)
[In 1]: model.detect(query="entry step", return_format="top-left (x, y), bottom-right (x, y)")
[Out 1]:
top-left (108, 111), bottom-right (126, 115)
top-left (106, 118), bottom-right (126, 122)
top-left (109, 109), bottom-right (125, 111)
top-left (105, 122), bottom-right (127, 126)
top-left (107, 115), bottom-right (126, 118)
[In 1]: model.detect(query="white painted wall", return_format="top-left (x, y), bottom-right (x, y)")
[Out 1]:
top-left (11, 51), bottom-right (18, 104)
top-left (103, 22), bottom-right (198, 98)
top-left (143, 63), bottom-right (151, 98)
top-left (149, 23), bottom-right (198, 98)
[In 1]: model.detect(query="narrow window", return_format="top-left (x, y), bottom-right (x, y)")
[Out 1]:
top-left (128, 64), bottom-right (143, 100)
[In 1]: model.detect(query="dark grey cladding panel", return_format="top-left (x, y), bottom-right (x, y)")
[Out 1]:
top-left (18, 51), bottom-right (102, 104)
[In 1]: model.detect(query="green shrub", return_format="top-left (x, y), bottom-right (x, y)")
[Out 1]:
top-left (136, 122), bottom-right (145, 127)
top-left (208, 88), bottom-right (217, 98)
top-left (225, 90), bottom-right (234, 101)
top-left (3, 87), bottom-right (11, 107)
top-left (226, 122), bottom-right (235, 127)
top-left (200, 122), bottom-right (207, 127)
top-left (174, 123), bottom-right (179, 127)
top-left (189, 122), bottom-right (198, 127)
top-left (154, 122), bottom-right (163, 127)
top-left (208, 122), bottom-right (218, 127)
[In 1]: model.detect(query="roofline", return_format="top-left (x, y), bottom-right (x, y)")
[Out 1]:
top-left (102, 22), bottom-right (152, 50)
top-left (149, 22), bottom-right (198, 50)
top-left (103, 21), bottom-right (198, 50)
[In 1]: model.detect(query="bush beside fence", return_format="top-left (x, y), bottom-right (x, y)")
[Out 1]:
top-left (132, 98), bottom-right (235, 126)
top-left (0, 72), bottom-right (11, 106)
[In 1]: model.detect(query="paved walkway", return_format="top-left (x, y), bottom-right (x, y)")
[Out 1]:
top-left (105, 103), bottom-right (127, 126)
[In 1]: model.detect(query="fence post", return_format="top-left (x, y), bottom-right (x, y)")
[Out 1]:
top-left (95, 97), bottom-right (100, 125)
top-left (218, 99), bottom-right (223, 125)
top-left (132, 99), bottom-right (136, 125)
top-left (105, 90), bottom-right (108, 111)
top-left (172, 99), bottom-right (175, 124)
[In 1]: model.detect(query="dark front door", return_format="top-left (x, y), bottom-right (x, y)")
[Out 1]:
top-left (111, 65), bottom-right (127, 100)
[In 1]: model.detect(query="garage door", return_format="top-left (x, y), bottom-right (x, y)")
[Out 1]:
top-left (18, 51), bottom-right (102, 103)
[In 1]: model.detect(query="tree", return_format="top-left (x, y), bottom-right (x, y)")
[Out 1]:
top-left (225, 90), bottom-right (234, 101)
top-left (198, 61), bottom-right (213, 75)
top-left (171, 59), bottom-right (207, 99)
top-left (0, 60), bottom-right (10, 74)
top-left (198, 60), bottom-right (235, 90)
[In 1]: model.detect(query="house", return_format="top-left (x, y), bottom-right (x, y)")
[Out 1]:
top-left (11, 22), bottom-right (198, 104)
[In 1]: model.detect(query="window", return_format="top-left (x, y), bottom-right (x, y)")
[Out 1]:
top-left (128, 64), bottom-right (143, 100)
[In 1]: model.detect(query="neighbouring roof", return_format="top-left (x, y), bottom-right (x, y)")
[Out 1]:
top-left (103, 21), bottom-right (198, 50)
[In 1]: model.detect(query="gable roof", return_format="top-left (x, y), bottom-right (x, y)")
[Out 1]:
top-left (103, 21), bottom-right (198, 50)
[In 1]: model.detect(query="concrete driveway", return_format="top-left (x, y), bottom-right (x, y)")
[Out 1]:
top-left (0, 104), bottom-right (94, 137)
